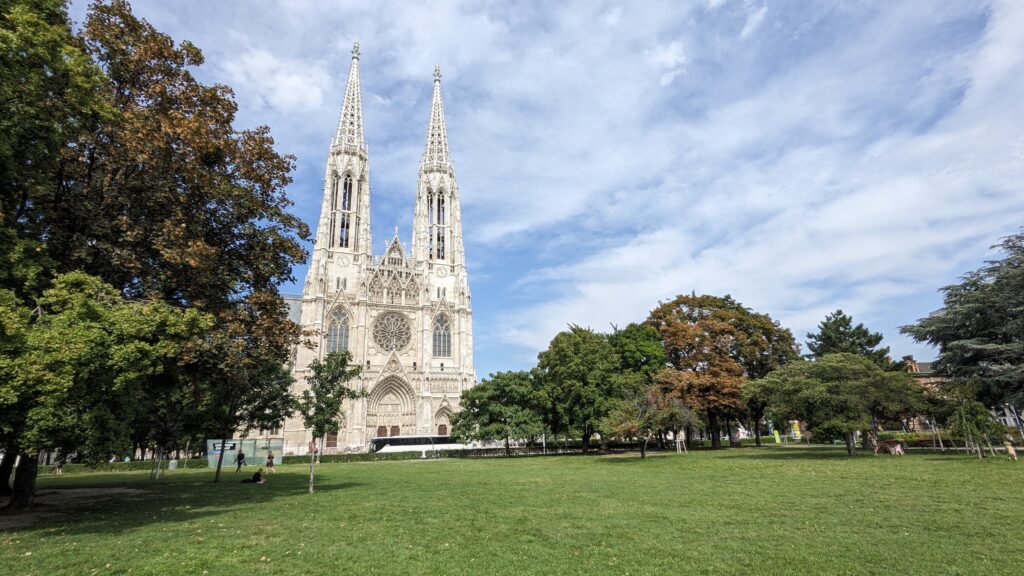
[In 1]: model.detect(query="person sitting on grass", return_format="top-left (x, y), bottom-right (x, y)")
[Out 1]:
top-left (240, 468), bottom-right (265, 484)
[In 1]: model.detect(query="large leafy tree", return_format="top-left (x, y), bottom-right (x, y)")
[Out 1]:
top-left (2, 273), bottom-right (211, 508)
top-left (295, 352), bottom-right (362, 493)
top-left (806, 310), bottom-right (896, 368)
top-left (537, 325), bottom-right (622, 452)
top-left (2, 0), bottom-right (309, 503)
top-left (902, 232), bottom-right (1024, 406)
top-left (451, 371), bottom-right (544, 456)
top-left (647, 294), bottom-right (798, 449)
top-left (757, 353), bottom-right (924, 456)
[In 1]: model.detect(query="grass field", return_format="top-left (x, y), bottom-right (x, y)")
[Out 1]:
top-left (1, 447), bottom-right (1021, 575)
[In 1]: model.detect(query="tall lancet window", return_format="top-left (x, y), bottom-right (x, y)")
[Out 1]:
top-left (339, 214), bottom-right (350, 248)
top-left (438, 196), bottom-right (445, 225)
top-left (329, 174), bottom-right (339, 247)
top-left (336, 173), bottom-right (353, 248)
top-left (342, 175), bottom-right (353, 211)
top-left (433, 315), bottom-right (451, 357)
top-left (437, 229), bottom-right (445, 259)
top-left (326, 309), bottom-right (350, 354)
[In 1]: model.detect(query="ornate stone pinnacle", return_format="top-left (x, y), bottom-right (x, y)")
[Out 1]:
top-left (434, 65), bottom-right (441, 81)
top-left (352, 41), bottom-right (360, 59)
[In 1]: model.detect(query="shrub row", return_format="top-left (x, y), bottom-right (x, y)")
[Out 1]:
top-left (44, 458), bottom-right (208, 474)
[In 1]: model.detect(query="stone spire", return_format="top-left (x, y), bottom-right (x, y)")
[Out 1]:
top-left (421, 65), bottom-right (450, 171)
top-left (334, 42), bottom-right (365, 150)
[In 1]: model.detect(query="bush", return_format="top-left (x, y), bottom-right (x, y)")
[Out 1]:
top-left (46, 458), bottom-right (208, 475)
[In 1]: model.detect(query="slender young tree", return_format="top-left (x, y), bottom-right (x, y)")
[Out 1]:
top-left (295, 352), bottom-right (363, 493)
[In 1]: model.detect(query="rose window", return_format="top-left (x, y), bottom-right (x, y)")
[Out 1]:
top-left (373, 312), bottom-right (412, 351)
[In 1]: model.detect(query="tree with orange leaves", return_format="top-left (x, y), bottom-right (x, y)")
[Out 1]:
top-left (647, 294), bottom-right (798, 449)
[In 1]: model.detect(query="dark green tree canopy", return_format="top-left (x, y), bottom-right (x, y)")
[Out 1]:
top-left (806, 309), bottom-right (894, 368)
top-left (451, 371), bottom-right (544, 455)
top-left (902, 231), bottom-right (1024, 405)
top-left (756, 353), bottom-right (924, 455)
top-left (536, 324), bottom-right (622, 449)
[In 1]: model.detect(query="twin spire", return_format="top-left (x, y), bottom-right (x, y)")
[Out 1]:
top-left (422, 64), bottom-right (451, 171)
top-left (334, 42), bottom-right (450, 169)
top-left (334, 42), bottom-right (365, 149)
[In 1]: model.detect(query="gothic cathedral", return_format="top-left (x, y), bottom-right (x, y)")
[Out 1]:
top-left (281, 43), bottom-right (476, 453)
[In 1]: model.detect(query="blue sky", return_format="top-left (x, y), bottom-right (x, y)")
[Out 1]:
top-left (70, 1), bottom-right (1024, 379)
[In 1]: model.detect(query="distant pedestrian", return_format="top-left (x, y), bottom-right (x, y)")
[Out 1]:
top-left (54, 456), bottom-right (65, 476)
top-left (235, 450), bottom-right (247, 472)
top-left (109, 454), bottom-right (117, 464)
top-left (265, 450), bottom-right (276, 473)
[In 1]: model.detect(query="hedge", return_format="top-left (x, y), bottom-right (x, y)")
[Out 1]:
top-left (44, 458), bottom-right (208, 475)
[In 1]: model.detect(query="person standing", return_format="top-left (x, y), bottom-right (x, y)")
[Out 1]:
top-left (265, 450), bottom-right (276, 474)
top-left (234, 449), bottom-right (247, 472)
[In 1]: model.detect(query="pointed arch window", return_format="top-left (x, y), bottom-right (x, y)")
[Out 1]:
top-left (438, 195), bottom-right (445, 225)
top-left (436, 229), bottom-right (445, 260)
top-left (342, 175), bottom-right (353, 211)
top-left (433, 315), bottom-right (451, 357)
top-left (329, 173), bottom-right (339, 248)
top-left (326, 309), bottom-right (350, 354)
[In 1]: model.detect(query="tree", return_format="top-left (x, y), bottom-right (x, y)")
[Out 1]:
top-left (608, 323), bottom-right (667, 380)
top-left (647, 294), bottom-right (797, 449)
top-left (2, 272), bottom-right (211, 509)
top-left (601, 384), bottom-right (696, 458)
top-left (901, 232), bottom-right (1024, 407)
top-left (536, 325), bottom-right (622, 452)
top-left (806, 310), bottom-right (897, 369)
top-left (295, 352), bottom-right (362, 493)
top-left (2, 0), bottom-right (310, 501)
top-left (450, 371), bottom-right (544, 456)
top-left (756, 353), bottom-right (923, 456)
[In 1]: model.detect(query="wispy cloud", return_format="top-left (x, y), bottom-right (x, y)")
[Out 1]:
top-left (69, 0), bottom-right (1024, 378)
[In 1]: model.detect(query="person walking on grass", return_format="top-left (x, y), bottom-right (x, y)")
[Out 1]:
top-left (265, 450), bottom-right (276, 474)
top-left (235, 450), bottom-right (247, 472)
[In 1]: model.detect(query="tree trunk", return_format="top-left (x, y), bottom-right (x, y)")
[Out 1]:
top-left (708, 412), bottom-right (721, 449)
top-left (308, 437), bottom-right (317, 494)
top-left (0, 449), bottom-right (17, 497)
top-left (753, 414), bottom-right (762, 447)
top-left (684, 425), bottom-right (693, 450)
top-left (213, 433), bottom-right (230, 483)
top-left (3, 453), bottom-right (38, 511)
top-left (846, 431), bottom-right (857, 456)
top-left (582, 430), bottom-right (592, 454)
top-left (504, 436), bottom-right (511, 457)
top-left (640, 438), bottom-right (648, 459)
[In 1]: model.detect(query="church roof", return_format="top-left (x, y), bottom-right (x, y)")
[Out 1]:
top-left (334, 42), bottom-right (365, 150)
top-left (421, 65), bottom-right (451, 171)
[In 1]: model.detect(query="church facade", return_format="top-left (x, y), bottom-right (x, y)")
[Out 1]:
top-left (279, 44), bottom-right (476, 453)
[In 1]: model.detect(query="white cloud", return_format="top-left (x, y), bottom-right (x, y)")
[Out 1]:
top-left (740, 1), bottom-right (768, 39)
top-left (603, 6), bottom-right (622, 27)
top-left (66, 0), bottom-right (1024, 378)
top-left (644, 40), bottom-right (688, 85)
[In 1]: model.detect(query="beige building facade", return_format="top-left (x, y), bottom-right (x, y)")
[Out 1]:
top-left (279, 44), bottom-right (475, 454)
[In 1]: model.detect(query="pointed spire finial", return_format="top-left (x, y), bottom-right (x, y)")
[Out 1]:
top-left (421, 65), bottom-right (450, 171)
top-left (334, 41), bottom-right (365, 149)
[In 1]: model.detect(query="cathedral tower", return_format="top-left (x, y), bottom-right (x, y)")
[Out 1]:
top-left (282, 47), bottom-right (476, 453)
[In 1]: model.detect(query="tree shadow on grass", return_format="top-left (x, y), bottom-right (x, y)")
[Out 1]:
top-left (1, 470), bottom-right (364, 536)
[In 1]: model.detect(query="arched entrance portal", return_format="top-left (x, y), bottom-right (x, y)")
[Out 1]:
top-left (368, 376), bottom-right (416, 437)
top-left (435, 407), bottom-right (453, 438)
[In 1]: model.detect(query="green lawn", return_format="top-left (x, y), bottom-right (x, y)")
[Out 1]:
top-left (2, 447), bottom-right (1021, 575)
